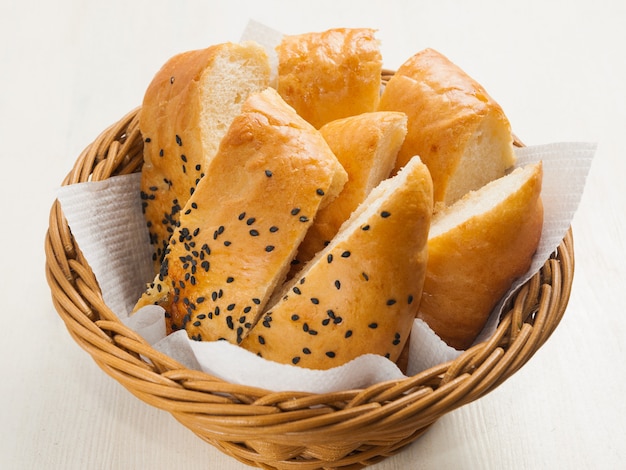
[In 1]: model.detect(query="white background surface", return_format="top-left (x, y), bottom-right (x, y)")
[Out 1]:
top-left (1, 1), bottom-right (624, 469)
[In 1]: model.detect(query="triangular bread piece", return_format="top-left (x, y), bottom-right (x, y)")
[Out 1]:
top-left (418, 162), bottom-right (543, 350)
top-left (140, 41), bottom-right (271, 272)
top-left (241, 156), bottom-right (433, 370)
top-left (135, 88), bottom-right (348, 343)
top-left (378, 48), bottom-right (516, 206)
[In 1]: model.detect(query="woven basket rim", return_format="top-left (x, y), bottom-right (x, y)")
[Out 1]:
top-left (45, 101), bottom-right (574, 469)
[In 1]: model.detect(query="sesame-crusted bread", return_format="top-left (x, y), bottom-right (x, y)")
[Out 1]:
top-left (276, 28), bottom-right (382, 129)
top-left (378, 48), bottom-right (516, 207)
top-left (418, 162), bottom-right (544, 350)
top-left (135, 87), bottom-right (348, 343)
top-left (139, 41), bottom-right (270, 273)
top-left (240, 156), bottom-right (433, 370)
top-left (291, 111), bottom-right (408, 270)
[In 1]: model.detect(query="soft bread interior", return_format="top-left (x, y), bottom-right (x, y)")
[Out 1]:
top-left (199, 42), bottom-right (271, 152)
top-left (444, 111), bottom-right (516, 205)
top-left (431, 162), bottom-right (539, 239)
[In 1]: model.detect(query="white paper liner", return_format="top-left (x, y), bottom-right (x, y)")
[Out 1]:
top-left (56, 142), bottom-right (594, 392)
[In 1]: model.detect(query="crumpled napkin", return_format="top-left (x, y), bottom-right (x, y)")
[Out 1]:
top-left (56, 141), bottom-right (594, 393)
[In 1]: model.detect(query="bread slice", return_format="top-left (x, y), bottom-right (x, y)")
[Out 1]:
top-left (276, 28), bottom-right (382, 129)
top-left (291, 111), bottom-right (408, 269)
top-left (135, 88), bottom-right (348, 342)
top-left (240, 156), bottom-right (433, 370)
top-left (378, 48), bottom-right (516, 206)
top-left (139, 41), bottom-right (270, 272)
top-left (417, 162), bottom-right (543, 350)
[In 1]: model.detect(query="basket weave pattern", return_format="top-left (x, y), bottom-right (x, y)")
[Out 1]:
top-left (45, 104), bottom-right (574, 469)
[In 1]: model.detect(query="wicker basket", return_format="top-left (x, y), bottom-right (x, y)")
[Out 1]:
top-left (45, 97), bottom-right (574, 469)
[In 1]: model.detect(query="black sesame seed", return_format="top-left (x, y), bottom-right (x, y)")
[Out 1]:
top-left (293, 286), bottom-right (301, 295)
top-left (243, 306), bottom-right (252, 313)
top-left (325, 351), bottom-right (336, 358)
top-left (249, 229), bottom-right (259, 236)
top-left (176, 135), bottom-right (183, 146)
top-left (265, 245), bottom-right (275, 252)
top-left (316, 188), bottom-right (325, 196)
top-left (265, 170), bottom-right (273, 177)
top-left (303, 347), bottom-right (311, 354)
top-left (195, 164), bottom-right (201, 171)
top-left (252, 298), bottom-right (261, 305)
top-left (224, 240), bottom-right (231, 246)
top-left (345, 330), bottom-right (353, 338)
top-left (197, 297), bottom-right (205, 303)
top-left (368, 322), bottom-right (378, 329)
top-left (145, 137), bottom-right (151, 143)
top-left (381, 211), bottom-right (391, 218)
top-left (227, 303), bottom-right (235, 311)
top-left (246, 217), bottom-right (256, 225)
top-left (334, 280), bottom-right (341, 290)
top-left (387, 299), bottom-right (397, 306)
top-left (303, 323), bottom-right (309, 332)
top-left (362, 272), bottom-right (369, 281)
top-left (341, 250), bottom-right (351, 258)
top-left (180, 154), bottom-right (187, 162)
top-left (291, 314), bottom-right (300, 321)
top-left (361, 224), bottom-right (370, 231)
top-left (327, 254), bottom-right (333, 263)
top-left (291, 208), bottom-right (300, 215)
top-left (238, 212), bottom-right (246, 220)
top-left (193, 321), bottom-right (201, 327)
top-left (226, 276), bottom-right (234, 283)
top-left (408, 295), bottom-right (414, 304)
top-left (159, 149), bottom-right (164, 157)
top-left (269, 226), bottom-right (279, 233)
top-left (211, 291), bottom-right (218, 301)
top-left (299, 216), bottom-right (309, 223)
top-left (308, 329), bottom-right (318, 336)
top-left (310, 298), bottom-right (319, 305)
top-left (322, 318), bottom-right (330, 326)
top-left (201, 261), bottom-right (210, 272)
top-left (292, 357), bottom-right (300, 365)
top-left (226, 316), bottom-right (234, 330)
top-left (259, 336), bottom-right (265, 345)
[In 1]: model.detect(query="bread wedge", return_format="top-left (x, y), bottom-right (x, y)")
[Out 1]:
top-left (291, 111), bottom-right (408, 269)
top-left (276, 28), bottom-right (382, 129)
top-left (417, 162), bottom-right (543, 350)
top-left (135, 88), bottom-right (348, 342)
top-left (139, 41), bottom-right (270, 272)
top-left (378, 48), bottom-right (515, 206)
top-left (241, 156), bottom-right (433, 369)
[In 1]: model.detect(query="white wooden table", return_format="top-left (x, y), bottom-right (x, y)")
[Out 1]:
top-left (1, 1), bottom-right (624, 468)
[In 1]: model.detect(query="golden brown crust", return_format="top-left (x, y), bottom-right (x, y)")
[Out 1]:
top-left (417, 162), bottom-right (544, 350)
top-left (292, 111), bottom-right (407, 268)
top-left (141, 88), bottom-right (347, 343)
top-left (276, 28), bottom-right (382, 129)
top-left (378, 48), bottom-right (515, 205)
top-left (240, 157), bottom-right (433, 369)
top-left (140, 42), bottom-right (270, 272)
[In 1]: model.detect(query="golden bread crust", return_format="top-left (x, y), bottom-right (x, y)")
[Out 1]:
top-left (417, 162), bottom-right (543, 349)
top-left (144, 88), bottom-right (347, 343)
top-left (293, 111), bottom-right (407, 266)
top-left (276, 28), bottom-right (382, 129)
top-left (140, 42), bottom-right (270, 272)
top-left (241, 157), bottom-right (433, 369)
top-left (378, 48), bottom-right (515, 205)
